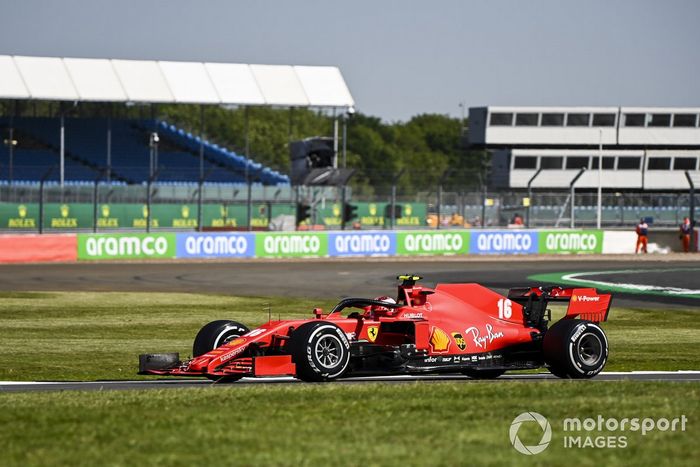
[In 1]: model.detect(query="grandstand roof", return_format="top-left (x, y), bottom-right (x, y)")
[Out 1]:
top-left (0, 55), bottom-right (355, 109)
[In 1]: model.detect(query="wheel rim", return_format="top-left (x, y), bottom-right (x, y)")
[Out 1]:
top-left (314, 334), bottom-right (343, 368)
top-left (577, 333), bottom-right (603, 366)
top-left (214, 328), bottom-right (243, 348)
top-left (222, 334), bottom-right (241, 345)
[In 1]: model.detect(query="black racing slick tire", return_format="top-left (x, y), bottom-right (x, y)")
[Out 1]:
top-left (193, 320), bottom-right (249, 383)
top-left (193, 320), bottom-right (250, 357)
top-left (543, 319), bottom-right (608, 379)
top-left (461, 369), bottom-right (506, 379)
top-left (289, 322), bottom-right (351, 382)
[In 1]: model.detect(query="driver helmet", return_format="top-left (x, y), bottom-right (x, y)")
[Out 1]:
top-left (371, 296), bottom-right (397, 314)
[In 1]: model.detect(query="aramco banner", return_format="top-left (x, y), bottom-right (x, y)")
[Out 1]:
top-left (78, 233), bottom-right (177, 260)
top-left (396, 231), bottom-right (470, 255)
top-left (539, 230), bottom-right (603, 254)
top-left (469, 230), bottom-right (538, 254)
top-left (255, 232), bottom-right (328, 258)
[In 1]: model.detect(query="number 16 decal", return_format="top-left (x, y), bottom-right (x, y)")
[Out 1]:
top-left (497, 298), bottom-right (512, 319)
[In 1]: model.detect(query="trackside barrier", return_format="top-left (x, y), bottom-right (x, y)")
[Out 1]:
top-left (77, 233), bottom-right (177, 260)
top-left (540, 230), bottom-right (603, 254)
top-left (0, 234), bottom-right (77, 263)
top-left (0, 230), bottom-right (680, 263)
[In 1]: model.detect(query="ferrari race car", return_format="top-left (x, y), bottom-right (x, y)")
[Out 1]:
top-left (139, 275), bottom-right (612, 382)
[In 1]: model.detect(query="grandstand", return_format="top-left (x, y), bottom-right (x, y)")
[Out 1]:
top-left (0, 55), bottom-right (354, 187)
top-left (0, 117), bottom-right (289, 185)
top-left (468, 106), bottom-right (700, 190)
top-left (0, 117), bottom-right (286, 185)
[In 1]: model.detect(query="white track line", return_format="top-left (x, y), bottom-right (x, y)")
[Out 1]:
top-left (2, 370), bottom-right (699, 386)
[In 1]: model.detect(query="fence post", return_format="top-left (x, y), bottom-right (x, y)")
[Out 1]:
top-left (569, 167), bottom-right (587, 229)
top-left (389, 169), bottom-right (405, 230)
top-left (526, 168), bottom-right (543, 228)
top-left (38, 167), bottom-right (54, 234)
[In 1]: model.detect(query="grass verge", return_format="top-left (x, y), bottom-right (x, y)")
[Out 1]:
top-left (0, 382), bottom-right (697, 466)
top-left (0, 291), bottom-right (698, 381)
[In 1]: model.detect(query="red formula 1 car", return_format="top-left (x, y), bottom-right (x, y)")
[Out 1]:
top-left (139, 275), bottom-right (612, 382)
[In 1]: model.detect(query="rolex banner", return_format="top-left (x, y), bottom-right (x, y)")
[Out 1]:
top-left (0, 202), bottom-right (293, 230)
top-left (0, 202), bottom-right (427, 230)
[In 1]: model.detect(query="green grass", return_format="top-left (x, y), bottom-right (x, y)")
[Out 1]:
top-left (0, 382), bottom-right (697, 466)
top-left (0, 292), bottom-right (698, 381)
top-left (0, 291), bottom-right (336, 381)
top-left (0, 292), bottom-right (698, 466)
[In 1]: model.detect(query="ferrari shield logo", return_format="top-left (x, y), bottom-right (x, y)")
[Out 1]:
top-left (367, 326), bottom-right (379, 342)
top-left (181, 205), bottom-right (190, 218)
top-left (452, 332), bottom-right (466, 351)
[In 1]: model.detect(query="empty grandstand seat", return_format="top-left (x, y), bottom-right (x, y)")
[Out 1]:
top-left (0, 117), bottom-right (289, 185)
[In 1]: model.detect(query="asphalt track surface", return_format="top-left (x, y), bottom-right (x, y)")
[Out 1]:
top-left (2, 372), bottom-right (699, 393)
top-left (0, 255), bottom-right (698, 308)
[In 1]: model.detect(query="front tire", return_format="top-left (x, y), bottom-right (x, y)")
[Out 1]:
top-left (543, 320), bottom-right (608, 379)
top-left (193, 320), bottom-right (250, 383)
top-left (289, 322), bottom-right (350, 382)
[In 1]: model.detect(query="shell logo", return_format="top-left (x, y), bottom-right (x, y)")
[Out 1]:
top-left (429, 326), bottom-right (451, 353)
top-left (571, 295), bottom-right (577, 302)
top-left (60, 204), bottom-right (70, 218)
top-left (181, 205), bottom-right (190, 218)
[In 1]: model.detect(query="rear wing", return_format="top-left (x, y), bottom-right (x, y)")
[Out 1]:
top-left (508, 286), bottom-right (612, 323)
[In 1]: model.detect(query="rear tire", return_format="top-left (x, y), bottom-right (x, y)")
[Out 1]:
top-left (289, 322), bottom-right (350, 382)
top-left (462, 369), bottom-right (506, 379)
top-left (193, 320), bottom-right (249, 383)
top-left (543, 319), bottom-right (608, 379)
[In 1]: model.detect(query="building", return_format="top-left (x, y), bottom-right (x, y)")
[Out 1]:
top-left (468, 106), bottom-right (700, 190)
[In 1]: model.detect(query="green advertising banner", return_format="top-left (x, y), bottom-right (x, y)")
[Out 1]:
top-left (397, 231), bottom-right (470, 256)
top-left (0, 202), bottom-right (39, 229)
top-left (539, 230), bottom-right (603, 254)
top-left (314, 202), bottom-right (427, 228)
top-left (255, 232), bottom-right (328, 258)
top-left (77, 233), bottom-right (177, 260)
top-left (0, 202), bottom-right (297, 230)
